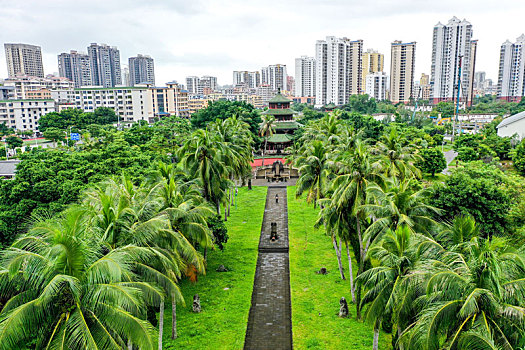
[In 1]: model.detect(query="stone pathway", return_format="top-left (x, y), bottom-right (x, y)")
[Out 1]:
top-left (442, 149), bottom-right (459, 175)
top-left (244, 186), bottom-right (292, 350)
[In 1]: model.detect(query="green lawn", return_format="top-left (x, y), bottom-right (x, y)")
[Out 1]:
top-left (163, 186), bottom-right (266, 349)
top-left (22, 139), bottom-right (52, 146)
top-left (287, 187), bottom-right (391, 350)
top-left (422, 172), bottom-right (448, 184)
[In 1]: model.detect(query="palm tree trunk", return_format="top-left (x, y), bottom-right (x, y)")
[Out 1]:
top-left (171, 301), bottom-right (177, 339)
top-left (356, 218), bottom-right (364, 319)
top-left (128, 339), bottom-right (132, 350)
top-left (158, 300), bottom-right (164, 350)
top-left (345, 241), bottom-right (356, 303)
top-left (262, 137), bottom-right (267, 166)
top-left (373, 324), bottom-right (380, 350)
top-left (228, 187), bottom-right (233, 216)
top-left (332, 234), bottom-right (345, 280)
top-left (227, 188), bottom-right (231, 218)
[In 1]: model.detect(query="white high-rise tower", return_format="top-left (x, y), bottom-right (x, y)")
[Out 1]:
top-left (315, 36), bottom-right (363, 107)
top-left (430, 17), bottom-right (477, 105)
top-left (294, 56), bottom-right (316, 97)
top-left (497, 34), bottom-right (525, 102)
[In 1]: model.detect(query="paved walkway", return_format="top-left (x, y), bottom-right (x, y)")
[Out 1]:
top-left (244, 186), bottom-right (293, 350)
top-left (442, 150), bottom-right (458, 175)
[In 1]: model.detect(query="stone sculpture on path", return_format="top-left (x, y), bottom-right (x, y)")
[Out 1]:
top-left (193, 294), bottom-right (201, 313)
top-left (339, 297), bottom-right (349, 318)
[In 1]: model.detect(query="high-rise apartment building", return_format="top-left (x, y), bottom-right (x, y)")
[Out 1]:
top-left (128, 54), bottom-right (155, 86)
top-left (474, 71), bottom-right (486, 90)
top-left (122, 65), bottom-right (130, 86)
top-left (248, 71), bottom-right (261, 89)
top-left (4, 43), bottom-right (45, 78)
top-left (186, 76), bottom-right (200, 94)
top-left (420, 73), bottom-right (430, 86)
top-left (200, 76), bottom-right (218, 93)
top-left (58, 50), bottom-right (92, 87)
top-left (87, 43), bottom-right (122, 87)
top-left (430, 17), bottom-right (477, 105)
top-left (287, 76), bottom-right (295, 95)
top-left (294, 56), bottom-right (316, 97)
top-left (261, 64), bottom-right (287, 91)
top-left (315, 36), bottom-right (363, 106)
top-left (365, 72), bottom-right (388, 101)
top-left (361, 49), bottom-right (384, 94)
top-left (420, 73), bottom-right (432, 100)
top-left (390, 41), bottom-right (416, 103)
top-left (233, 71), bottom-right (260, 89)
top-left (233, 71), bottom-right (249, 87)
top-left (497, 34), bottom-right (525, 102)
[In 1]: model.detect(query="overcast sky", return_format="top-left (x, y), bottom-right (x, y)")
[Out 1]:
top-left (1, 0), bottom-right (524, 87)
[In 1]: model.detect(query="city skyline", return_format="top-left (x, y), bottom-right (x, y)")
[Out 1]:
top-left (1, 0), bottom-right (525, 86)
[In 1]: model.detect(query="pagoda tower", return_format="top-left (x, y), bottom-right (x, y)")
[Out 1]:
top-left (262, 90), bottom-right (301, 154)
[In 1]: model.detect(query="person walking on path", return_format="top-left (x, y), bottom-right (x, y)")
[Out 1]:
top-left (275, 194), bottom-right (279, 203)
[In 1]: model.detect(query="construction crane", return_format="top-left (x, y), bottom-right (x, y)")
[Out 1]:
top-left (452, 56), bottom-right (463, 141)
top-left (411, 86), bottom-right (422, 122)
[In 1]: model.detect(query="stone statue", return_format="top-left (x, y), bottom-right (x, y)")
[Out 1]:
top-left (316, 267), bottom-right (328, 275)
top-left (339, 297), bottom-right (349, 318)
top-left (192, 294), bottom-right (201, 313)
top-left (270, 222), bottom-right (278, 241)
top-left (216, 264), bottom-right (228, 272)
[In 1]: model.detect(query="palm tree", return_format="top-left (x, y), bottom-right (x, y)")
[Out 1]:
top-left (209, 118), bottom-right (253, 219)
top-left (362, 177), bottom-right (441, 245)
top-left (83, 176), bottom-right (202, 346)
top-left (0, 207), bottom-right (159, 349)
top-left (317, 202), bottom-right (347, 281)
top-left (259, 115), bottom-right (275, 166)
top-left (400, 236), bottom-right (525, 349)
top-left (357, 225), bottom-right (422, 350)
top-left (295, 140), bottom-right (331, 208)
top-left (373, 128), bottom-right (422, 180)
top-left (178, 128), bottom-right (229, 215)
top-left (329, 140), bottom-right (383, 317)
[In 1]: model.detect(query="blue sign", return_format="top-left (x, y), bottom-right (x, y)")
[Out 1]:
top-left (70, 133), bottom-right (80, 141)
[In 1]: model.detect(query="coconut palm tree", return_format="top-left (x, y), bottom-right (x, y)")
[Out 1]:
top-left (0, 206), bottom-right (159, 349)
top-left (328, 141), bottom-right (384, 317)
top-left (361, 177), bottom-right (441, 245)
top-left (259, 115), bottom-right (275, 166)
top-left (295, 140), bottom-right (331, 208)
top-left (83, 176), bottom-right (201, 347)
top-left (178, 128), bottom-right (229, 215)
top-left (357, 225), bottom-right (421, 350)
top-left (400, 236), bottom-right (525, 349)
top-left (209, 118), bottom-right (253, 219)
top-left (373, 128), bottom-right (422, 180)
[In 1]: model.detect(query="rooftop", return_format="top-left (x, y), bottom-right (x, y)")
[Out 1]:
top-left (497, 110), bottom-right (525, 128)
top-left (262, 108), bottom-right (298, 116)
top-left (273, 121), bottom-right (302, 130)
top-left (267, 133), bottom-right (294, 143)
top-left (268, 92), bottom-right (292, 104)
top-left (0, 160), bottom-right (21, 177)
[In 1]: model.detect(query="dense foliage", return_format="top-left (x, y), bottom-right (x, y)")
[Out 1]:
top-left (37, 107), bottom-right (118, 131)
top-left (0, 138), bottom-right (157, 247)
top-left (417, 147), bottom-right (447, 176)
top-left (191, 100), bottom-right (262, 138)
